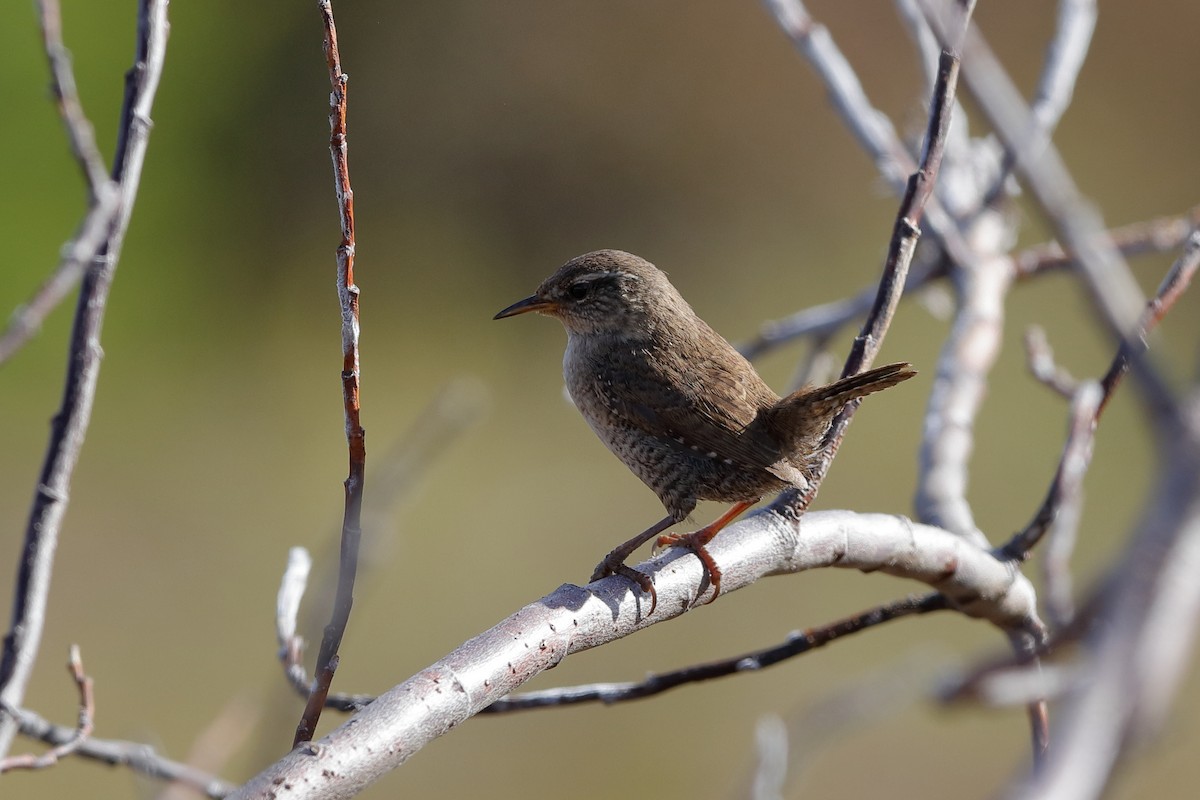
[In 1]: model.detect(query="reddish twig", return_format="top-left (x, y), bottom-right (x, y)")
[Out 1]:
top-left (0, 0), bottom-right (170, 757)
top-left (293, 0), bottom-right (366, 748)
top-left (0, 646), bottom-right (93, 773)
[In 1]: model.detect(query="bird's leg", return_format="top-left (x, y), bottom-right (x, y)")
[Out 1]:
top-left (590, 514), bottom-right (675, 615)
top-left (655, 500), bottom-right (754, 603)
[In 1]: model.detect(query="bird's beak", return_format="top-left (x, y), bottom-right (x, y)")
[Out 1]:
top-left (493, 295), bottom-right (557, 320)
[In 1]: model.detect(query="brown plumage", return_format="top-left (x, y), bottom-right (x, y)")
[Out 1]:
top-left (496, 249), bottom-right (915, 611)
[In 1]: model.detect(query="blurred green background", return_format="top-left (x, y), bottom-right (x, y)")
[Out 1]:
top-left (2, 1), bottom-right (1198, 798)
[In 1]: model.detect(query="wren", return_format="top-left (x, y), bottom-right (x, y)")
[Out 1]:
top-left (495, 250), bottom-right (914, 613)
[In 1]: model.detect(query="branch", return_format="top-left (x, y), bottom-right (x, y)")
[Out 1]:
top-left (293, 0), bottom-right (366, 748)
top-left (977, 0), bottom-right (1097, 207)
top-left (1023, 325), bottom-right (1079, 399)
top-left (12, 706), bottom-right (234, 797)
top-left (1003, 230), bottom-right (1200, 561)
top-left (799, 39), bottom-right (968, 516)
top-left (1014, 207), bottom-right (1200, 279)
top-left (481, 594), bottom-right (947, 712)
top-left (0, 0), bottom-right (120, 365)
top-left (738, 255), bottom-right (946, 361)
top-left (0, 645), bottom-right (93, 773)
top-left (1036, 383), bottom-right (1101, 630)
top-left (0, 0), bottom-right (169, 757)
top-left (930, 3), bottom-right (1178, 422)
top-left (232, 509), bottom-right (1041, 799)
top-left (763, 0), bottom-right (977, 272)
top-left (1018, 413), bottom-right (1200, 800)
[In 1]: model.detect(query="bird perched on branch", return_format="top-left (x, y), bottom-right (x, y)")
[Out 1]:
top-left (495, 249), bottom-right (914, 613)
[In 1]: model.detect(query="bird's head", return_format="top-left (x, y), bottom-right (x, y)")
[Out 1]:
top-left (494, 249), bottom-right (683, 337)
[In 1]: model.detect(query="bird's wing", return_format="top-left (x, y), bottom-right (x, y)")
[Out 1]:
top-left (593, 339), bottom-right (784, 470)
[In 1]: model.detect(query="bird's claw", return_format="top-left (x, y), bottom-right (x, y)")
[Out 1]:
top-left (655, 530), bottom-right (723, 604)
top-left (590, 556), bottom-right (658, 616)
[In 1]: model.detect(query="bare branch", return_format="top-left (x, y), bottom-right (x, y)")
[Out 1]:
top-left (913, 252), bottom-right (1012, 545)
top-left (480, 594), bottom-right (947, 712)
top-left (1038, 383), bottom-right (1102, 629)
top-left (1096, 229), bottom-right (1200, 417)
top-left (12, 706), bottom-right (234, 797)
top-left (1019, 415), bottom-right (1200, 800)
top-left (0, 0), bottom-right (170, 756)
top-left (0, 645), bottom-right (93, 772)
top-left (761, 0), bottom-right (978, 271)
top-left (0, 0), bottom-right (121, 365)
top-left (1004, 231), bottom-right (1200, 561)
top-left (978, 0), bottom-right (1097, 207)
top-left (928, 4), bottom-right (1177, 420)
top-left (1014, 207), bottom-right (1200, 279)
top-left (809, 43), bottom-right (967, 519)
top-left (231, 509), bottom-right (1041, 800)
top-left (1023, 326), bottom-right (1079, 399)
top-left (738, 256), bottom-right (946, 362)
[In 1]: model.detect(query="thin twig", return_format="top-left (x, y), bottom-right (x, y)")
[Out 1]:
top-left (0, 645), bottom-right (93, 772)
top-left (1039, 383), bottom-right (1102, 630)
top-left (977, 0), bottom-right (1097, 208)
top-left (739, 255), bottom-right (946, 361)
top-left (0, 0), bottom-right (122, 365)
top-left (11, 705), bottom-right (235, 797)
top-left (794, 42), bottom-right (967, 517)
top-left (1003, 231), bottom-right (1200, 560)
top-left (1014, 206), bottom-right (1200, 279)
top-left (294, 0), bottom-right (365, 747)
top-left (929, 3), bottom-right (1177, 421)
top-left (276, 549), bottom-right (373, 712)
top-left (763, 0), bottom-right (977, 272)
top-left (0, 0), bottom-right (170, 757)
top-left (1024, 325), bottom-right (1079, 399)
top-left (480, 594), bottom-right (947, 712)
top-left (1096, 230), bottom-right (1200, 418)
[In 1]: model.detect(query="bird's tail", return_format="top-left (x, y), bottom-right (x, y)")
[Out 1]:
top-left (765, 362), bottom-right (917, 447)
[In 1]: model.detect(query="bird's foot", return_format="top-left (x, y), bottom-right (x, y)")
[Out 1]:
top-left (590, 554), bottom-right (658, 615)
top-left (655, 529), bottom-right (723, 604)
top-left (587, 515), bottom-right (675, 615)
top-left (654, 500), bottom-right (754, 604)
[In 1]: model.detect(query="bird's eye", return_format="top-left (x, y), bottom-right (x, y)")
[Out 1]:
top-left (567, 282), bottom-right (589, 301)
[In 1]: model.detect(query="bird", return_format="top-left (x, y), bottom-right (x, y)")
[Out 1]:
top-left (494, 249), bottom-right (915, 613)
